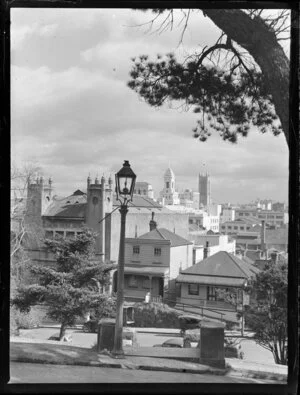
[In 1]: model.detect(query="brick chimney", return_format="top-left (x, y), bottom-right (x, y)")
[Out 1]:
top-left (261, 220), bottom-right (266, 256)
top-left (203, 241), bottom-right (210, 259)
top-left (149, 212), bottom-right (157, 231)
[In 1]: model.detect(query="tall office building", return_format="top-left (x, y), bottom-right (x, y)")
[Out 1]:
top-left (198, 172), bottom-right (211, 207)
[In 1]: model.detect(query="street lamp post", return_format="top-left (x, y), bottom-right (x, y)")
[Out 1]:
top-left (112, 160), bottom-right (136, 357)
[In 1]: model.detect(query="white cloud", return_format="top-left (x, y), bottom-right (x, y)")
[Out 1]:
top-left (10, 8), bottom-right (289, 203)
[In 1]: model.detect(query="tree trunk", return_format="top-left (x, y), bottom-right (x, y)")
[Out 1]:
top-left (59, 323), bottom-right (66, 340)
top-left (203, 9), bottom-right (290, 147)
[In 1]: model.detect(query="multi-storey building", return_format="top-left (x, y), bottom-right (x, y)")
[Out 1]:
top-left (134, 181), bottom-right (154, 199)
top-left (220, 207), bottom-right (235, 224)
top-left (257, 210), bottom-right (288, 227)
top-left (188, 211), bottom-right (220, 233)
top-left (220, 217), bottom-right (261, 235)
top-left (179, 189), bottom-right (200, 209)
top-left (198, 172), bottom-right (211, 207)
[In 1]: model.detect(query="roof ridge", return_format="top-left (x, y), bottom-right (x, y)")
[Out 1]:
top-left (226, 252), bottom-right (250, 277)
top-left (156, 228), bottom-right (167, 239)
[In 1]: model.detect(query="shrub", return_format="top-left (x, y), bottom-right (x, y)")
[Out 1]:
top-left (184, 329), bottom-right (200, 342)
top-left (133, 302), bottom-right (182, 328)
top-left (10, 305), bottom-right (39, 332)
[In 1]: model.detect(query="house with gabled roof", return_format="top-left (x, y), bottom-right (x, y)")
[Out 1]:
top-left (116, 214), bottom-right (194, 302)
top-left (175, 251), bottom-right (260, 323)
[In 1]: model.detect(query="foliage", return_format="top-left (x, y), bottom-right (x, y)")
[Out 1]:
top-left (133, 302), bottom-right (182, 328)
top-left (91, 293), bottom-right (117, 321)
top-left (12, 228), bottom-right (115, 340)
top-left (128, 56), bottom-right (281, 143)
top-left (10, 305), bottom-right (39, 334)
top-left (128, 9), bottom-right (289, 144)
top-left (244, 261), bottom-right (288, 365)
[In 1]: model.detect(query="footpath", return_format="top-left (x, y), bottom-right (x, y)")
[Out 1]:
top-left (10, 336), bottom-right (287, 383)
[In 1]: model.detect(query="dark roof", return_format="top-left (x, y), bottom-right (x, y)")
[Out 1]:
top-left (138, 228), bottom-right (192, 247)
top-left (180, 251), bottom-right (259, 278)
top-left (43, 192), bottom-right (166, 219)
top-left (43, 194), bottom-right (86, 218)
top-left (176, 274), bottom-right (246, 287)
top-left (72, 189), bottom-right (85, 196)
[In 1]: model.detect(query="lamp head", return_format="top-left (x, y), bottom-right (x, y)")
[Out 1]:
top-left (115, 160), bottom-right (136, 204)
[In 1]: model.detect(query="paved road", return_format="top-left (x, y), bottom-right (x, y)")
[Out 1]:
top-left (17, 326), bottom-right (275, 365)
top-left (8, 362), bottom-right (276, 384)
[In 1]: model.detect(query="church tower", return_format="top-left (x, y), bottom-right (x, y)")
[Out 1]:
top-left (85, 174), bottom-right (113, 261)
top-left (198, 172), bottom-right (211, 207)
top-left (25, 176), bottom-right (54, 227)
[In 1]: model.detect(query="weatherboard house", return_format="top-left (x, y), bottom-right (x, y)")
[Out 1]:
top-left (175, 251), bottom-right (260, 323)
top-left (117, 214), bottom-right (194, 302)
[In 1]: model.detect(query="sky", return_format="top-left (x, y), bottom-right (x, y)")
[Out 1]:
top-left (11, 8), bottom-right (289, 204)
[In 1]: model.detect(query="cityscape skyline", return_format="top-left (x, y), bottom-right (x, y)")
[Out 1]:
top-left (11, 8), bottom-right (289, 204)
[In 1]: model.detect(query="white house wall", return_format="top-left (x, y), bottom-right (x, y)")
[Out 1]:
top-left (124, 240), bottom-right (170, 267)
top-left (110, 211), bottom-right (189, 262)
top-left (169, 245), bottom-right (193, 280)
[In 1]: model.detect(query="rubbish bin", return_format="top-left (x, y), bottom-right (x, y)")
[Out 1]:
top-left (97, 318), bottom-right (116, 352)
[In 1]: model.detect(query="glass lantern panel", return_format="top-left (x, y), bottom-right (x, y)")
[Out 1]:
top-left (119, 176), bottom-right (133, 195)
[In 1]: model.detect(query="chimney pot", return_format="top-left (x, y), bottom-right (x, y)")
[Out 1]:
top-left (149, 212), bottom-right (157, 231)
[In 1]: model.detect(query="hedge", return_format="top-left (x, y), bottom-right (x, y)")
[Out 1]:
top-left (133, 302), bottom-right (182, 328)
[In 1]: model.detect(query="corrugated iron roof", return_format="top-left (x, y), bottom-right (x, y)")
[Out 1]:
top-left (138, 228), bottom-right (192, 247)
top-left (43, 193), bottom-right (166, 219)
top-left (43, 194), bottom-right (87, 218)
top-left (176, 274), bottom-right (246, 287)
top-left (179, 251), bottom-right (258, 279)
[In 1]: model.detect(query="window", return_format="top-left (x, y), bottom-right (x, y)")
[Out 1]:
top-left (240, 226), bottom-right (244, 230)
top-left (166, 182), bottom-right (169, 189)
top-left (234, 226), bottom-right (238, 230)
top-left (188, 284), bottom-right (199, 295)
top-left (154, 248), bottom-right (161, 256)
top-left (128, 275), bottom-right (138, 288)
top-left (228, 226), bottom-right (232, 230)
top-left (207, 286), bottom-right (216, 301)
top-left (66, 231), bottom-right (75, 239)
top-left (55, 231), bottom-right (64, 238)
top-left (45, 230), bottom-right (53, 238)
top-left (133, 246), bottom-right (140, 255)
top-left (246, 226), bottom-right (251, 230)
top-left (221, 225), bottom-right (225, 229)
top-left (142, 278), bottom-right (150, 289)
top-left (245, 213), bottom-right (250, 216)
